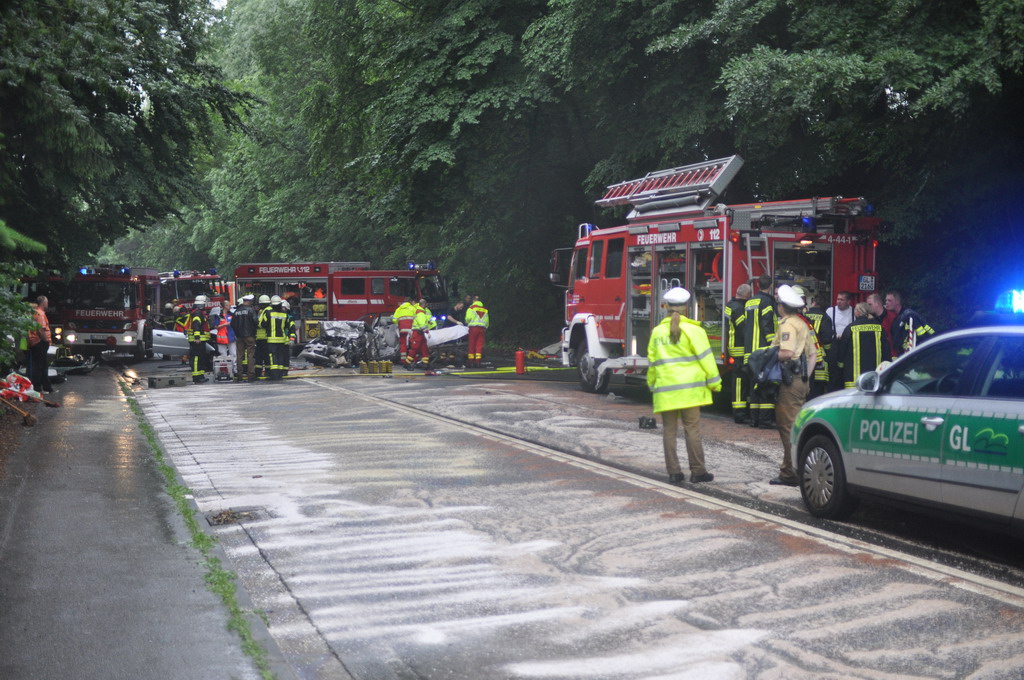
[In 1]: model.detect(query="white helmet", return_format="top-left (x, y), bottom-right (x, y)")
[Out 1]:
top-left (663, 287), bottom-right (691, 305)
top-left (194, 294), bottom-right (208, 308)
top-left (270, 295), bottom-right (282, 305)
top-left (281, 300), bottom-right (290, 310)
top-left (777, 285), bottom-right (805, 309)
top-left (258, 295), bottom-right (271, 304)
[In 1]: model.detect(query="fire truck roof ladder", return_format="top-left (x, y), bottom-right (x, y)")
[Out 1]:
top-left (596, 156), bottom-right (745, 218)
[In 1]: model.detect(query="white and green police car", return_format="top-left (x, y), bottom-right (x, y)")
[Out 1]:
top-left (792, 326), bottom-right (1024, 531)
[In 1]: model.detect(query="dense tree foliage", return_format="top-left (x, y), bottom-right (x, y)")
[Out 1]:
top-left (0, 0), bottom-right (249, 269)
top-left (23, 0), bottom-right (1024, 337)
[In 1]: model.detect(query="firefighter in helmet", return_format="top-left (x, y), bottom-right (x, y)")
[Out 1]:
top-left (261, 295), bottom-right (294, 380)
top-left (187, 295), bottom-right (211, 383)
top-left (254, 294), bottom-right (272, 379)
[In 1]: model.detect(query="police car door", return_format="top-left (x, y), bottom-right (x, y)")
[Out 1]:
top-left (942, 334), bottom-right (1024, 523)
top-left (850, 337), bottom-right (983, 502)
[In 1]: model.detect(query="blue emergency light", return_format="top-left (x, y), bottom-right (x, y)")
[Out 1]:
top-left (801, 216), bottom-right (817, 232)
top-left (995, 290), bottom-right (1024, 314)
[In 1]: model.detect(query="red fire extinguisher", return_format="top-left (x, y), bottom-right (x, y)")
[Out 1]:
top-left (515, 350), bottom-right (526, 375)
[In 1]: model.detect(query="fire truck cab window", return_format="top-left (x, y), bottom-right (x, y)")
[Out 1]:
top-left (390, 277), bottom-right (416, 299)
top-left (371, 278), bottom-right (386, 295)
top-left (340, 278), bottom-right (366, 295)
top-left (573, 247), bottom-right (589, 282)
top-left (589, 241), bottom-right (604, 279)
top-left (605, 238), bottom-right (625, 278)
top-left (69, 282), bottom-right (135, 309)
top-left (417, 275), bottom-right (447, 302)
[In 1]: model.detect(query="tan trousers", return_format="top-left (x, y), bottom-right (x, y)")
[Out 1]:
top-left (661, 407), bottom-right (708, 477)
top-left (776, 378), bottom-right (809, 480)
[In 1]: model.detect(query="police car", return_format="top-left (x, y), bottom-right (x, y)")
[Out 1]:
top-left (791, 325), bottom-right (1024, 532)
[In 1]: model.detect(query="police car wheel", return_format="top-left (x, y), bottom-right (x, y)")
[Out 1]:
top-left (798, 434), bottom-right (859, 520)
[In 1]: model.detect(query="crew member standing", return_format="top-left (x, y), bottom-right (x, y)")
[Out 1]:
top-left (836, 302), bottom-right (890, 388)
top-left (403, 299), bottom-right (435, 369)
top-left (769, 285), bottom-right (818, 487)
top-left (230, 294), bottom-right (258, 382)
top-left (392, 296), bottom-right (417, 362)
top-left (646, 287), bottom-right (720, 484)
top-left (261, 296), bottom-right (294, 380)
top-left (27, 295), bottom-right (53, 393)
top-left (466, 299), bottom-right (489, 368)
top-left (254, 294), bottom-right (272, 380)
top-left (885, 290), bottom-right (936, 358)
top-left (744, 274), bottom-right (778, 428)
top-left (804, 293), bottom-right (835, 398)
top-left (279, 299), bottom-right (296, 376)
top-left (724, 283), bottom-right (750, 424)
top-left (187, 295), bottom-right (211, 384)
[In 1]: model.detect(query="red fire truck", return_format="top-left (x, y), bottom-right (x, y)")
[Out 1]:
top-left (61, 265), bottom-right (167, 360)
top-left (551, 155), bottom-right (881, 392)
top-left (159, 269), bottom-right (233, 309)
top-left (233, 261), bottom-right (449, 343)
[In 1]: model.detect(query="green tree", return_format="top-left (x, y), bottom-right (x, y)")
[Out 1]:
top-left (0, 0), bottom-right (250, 270)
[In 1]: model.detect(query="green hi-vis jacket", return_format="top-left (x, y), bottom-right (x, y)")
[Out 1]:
top-left (646, 315), bottom-right (722, 413)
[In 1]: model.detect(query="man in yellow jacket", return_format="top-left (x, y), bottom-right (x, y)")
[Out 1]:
top-left (465, 298), bottom-right (489, 367)
top-left (646, 287), bottom-right (721, 484)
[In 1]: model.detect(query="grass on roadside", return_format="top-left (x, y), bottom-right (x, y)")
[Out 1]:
top-left (118, 380), bottom-right (275, 680)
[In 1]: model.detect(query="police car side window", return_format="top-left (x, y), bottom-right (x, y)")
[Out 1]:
top-left (979, 337), bottom-right (1024, 400)
top-left (885, 339), bottom-right (981, 396)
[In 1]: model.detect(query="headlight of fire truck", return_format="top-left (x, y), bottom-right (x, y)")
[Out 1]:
top-left (65, 332), bottom-right (77, 344)
top-left (52, 326), bottom-right (63, 342)
top-left (122, 334), bottom-right (134, 344)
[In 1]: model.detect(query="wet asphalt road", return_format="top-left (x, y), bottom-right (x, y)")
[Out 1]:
top-left (116, 357), bottom-right (1024, 679)
top-left (0, 364), bottom-right (272, 680)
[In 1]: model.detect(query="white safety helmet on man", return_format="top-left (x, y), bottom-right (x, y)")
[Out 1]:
top-left (194, 294), bottom-right (208, 308)
top-left (777, 285), bottom-right (805, 309)
top-left (281, 300), bottom-right (290, 310)
top-left (663, 287), bottom-right (691, 306)
top-left (258, 294), bottom-right (271, 304)
top-left (270, 295), bottom-right (282, 306)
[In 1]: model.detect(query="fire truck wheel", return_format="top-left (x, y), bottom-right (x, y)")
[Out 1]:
top-left (133, 340), bottom-right (146, 362)
top-left (578, 343), bottom-right (610, 394)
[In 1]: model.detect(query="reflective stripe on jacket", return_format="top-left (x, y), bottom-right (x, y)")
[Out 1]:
top-left (838, 319), bottom-right (890, 387)
top-left (724, 298), bottom-right (746, 358)
top-left (743, 292), bottom-right (776, 357)
top-left (262, 308), bottom-right (294, 344)
top-left (411, 305), bottom-right (435, 331)
top-left (466, 302), bottom-right (489, 328)
top-left (646, 315), bottom-right (722, 413)
top-left (392, 302), bottom-right (417, 324)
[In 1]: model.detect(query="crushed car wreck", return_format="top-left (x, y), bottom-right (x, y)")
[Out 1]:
top-left (298, 317), bottom-right (469, 368)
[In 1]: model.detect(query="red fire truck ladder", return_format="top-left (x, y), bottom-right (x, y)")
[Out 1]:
top-left (596, 156), bottom-right (745, 217)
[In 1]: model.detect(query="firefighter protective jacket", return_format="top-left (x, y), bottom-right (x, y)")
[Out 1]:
top-left (187, 309), bottom-right (210, 342)
top-left (466, 301), bottom-right (489, 328)
top-left (805, 306), bottom-right (835, 382)
top-left (255, 305), bottom-right (270, 340)
top-left (891, 307), bottom-right (935, 358)
top-left (392, 301), bottom-right (417, 324)
top-left (836, 317), bottom-right (891, 388)
top-left (411, 305), bottom-right (436, 331)
top-left (724, 297), bottom-right (747, 360)
top-left (262, 307), bottom-right (295, 343)
top-left (743, 292), bottom-right (777, 357)
top-left (646, 315), bottom-right (722, 413)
